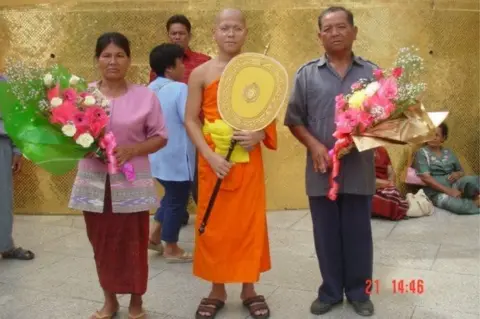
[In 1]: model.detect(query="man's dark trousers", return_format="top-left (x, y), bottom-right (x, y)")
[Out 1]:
top-left (309, 194), bottom-right (373, 303)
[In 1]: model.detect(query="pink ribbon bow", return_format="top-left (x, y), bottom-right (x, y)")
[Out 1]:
top-left (99, 132), bottom-right (136, 182)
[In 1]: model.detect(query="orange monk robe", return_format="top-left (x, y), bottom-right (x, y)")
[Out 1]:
top-left (193, 79), bottom-right (277, 283)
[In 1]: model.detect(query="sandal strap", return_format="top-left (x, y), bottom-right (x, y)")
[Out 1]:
top-left (243, 295), bottom-right (270, 318)
top-left (200, 298), bottom-right (225, 308)
top-left (196, 298), bottom-right (225, 317)
top-left (243, 295), bottom-right (266, 306)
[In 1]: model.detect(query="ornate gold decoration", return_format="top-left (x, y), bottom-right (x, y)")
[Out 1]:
top-left (243, 82), bottom-right (260, 103)
top-left (0, 0), bottom-right (478, 214)
top-left (217, 52), bottom-right (288, 131)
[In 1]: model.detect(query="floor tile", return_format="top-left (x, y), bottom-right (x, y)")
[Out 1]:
top-left (267, 209), bottom-right (308, 229)
top-left (374, 239), bottom-right (440, 270)
top-left (39, 230), bottom-right (93, 258)
top-left (0, 251), bottom-right (66, 282)
top-left (268, 228), bottom-right (315, 257)
top-left (12, 222), bottom-right (75, 249)
top-left (372, 265), bottom-right (480, 314)
top-left (431, 244), bottom-right (480, 275)
top-left (412, 307), bottom-right (480, 319)
top-left (261, 252), bottom-right (320, 292)
top-left (290, 213), bottom-right (312, 232)
top-left (388, 209), bottom-right (480, 247)
top-left (15, 294), bottom-right (103, 319)
top-left (0, 284), bottom-right (49, 319)
top-left (265, 287), bottom-right (415, 319)
top-left (4, 210), bottom-right (479, 318)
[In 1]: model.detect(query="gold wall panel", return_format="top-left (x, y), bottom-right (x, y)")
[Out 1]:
top-left (0, 0), bottom-right (478, 214)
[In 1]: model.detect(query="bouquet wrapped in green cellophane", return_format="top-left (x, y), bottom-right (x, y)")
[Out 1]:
top-left (0, 61), bottom-right (109, 175)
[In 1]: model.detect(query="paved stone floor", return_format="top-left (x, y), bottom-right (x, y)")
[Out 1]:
top-left (0, 208), bottom-right (479, 319)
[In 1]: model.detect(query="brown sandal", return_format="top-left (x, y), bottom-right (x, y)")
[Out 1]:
top-left (195, 298), bottom-right (225, 318)
top-left (243, 295), bottom-right (270, 319)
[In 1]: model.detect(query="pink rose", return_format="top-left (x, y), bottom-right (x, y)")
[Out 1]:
top-left (72, 111), bottom-right (90, 130)
top-left (377, 77), bottom-right (398, 100)
top-left (50, 101), bottom-right (77, 125)
top-left (86, 107), bottom-right (109, 137)
top-left (63, 88), bottom-right (77, 102)
top-left (335, 109), bottom-right (360, 134)
top-left (358, 112), bottom-right (374, 132)
top-left (373, 69), bottom-right (384, 81)
top-left (392, 67), bottom-right (403, 78)
top-left (383, 102), bottom-right (396, 117)
top-left (47, 84), bottom-right (60, 101)
top-left (335, 94), bottom-right (347, 110)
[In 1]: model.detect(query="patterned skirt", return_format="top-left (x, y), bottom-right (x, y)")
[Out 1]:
top-left (84, 177), bottom-right (149, 294)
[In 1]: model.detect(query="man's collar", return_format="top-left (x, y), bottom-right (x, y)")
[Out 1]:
top-left (184, 47), bottom-right (193, 58)
top-left (151, 76), bottom-right (171, 85)
top-left (317, 53), bottom-right (365, 67)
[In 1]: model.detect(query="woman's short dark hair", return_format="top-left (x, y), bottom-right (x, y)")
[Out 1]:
top-left (438, 122), bottom-right (449, 139)
top-left (95, 32), bottom-right (131, 58)
top-left (166, 14), bottom-right (191, 33)
top-left (149, 43), bottom-right (184, 77)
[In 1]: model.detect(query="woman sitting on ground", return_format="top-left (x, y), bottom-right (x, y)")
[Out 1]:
top-left (372, 147), bottom-right (409, 220)
top-left (414, 123), bottom-right (479, 215)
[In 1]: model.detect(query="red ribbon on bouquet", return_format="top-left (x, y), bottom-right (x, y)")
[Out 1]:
top-left (327, 134), bottom-right (353, 201)
top-left (99, 132), bottom-right (136, 182)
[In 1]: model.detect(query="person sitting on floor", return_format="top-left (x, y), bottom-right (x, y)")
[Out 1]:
top-left (372, 147), bottom-right (409, 220)
top-left (414, 123), bottom-right (479, 215)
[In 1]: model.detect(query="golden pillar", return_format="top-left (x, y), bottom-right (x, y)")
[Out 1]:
top-left (0, 0), bottom-right (478, 214)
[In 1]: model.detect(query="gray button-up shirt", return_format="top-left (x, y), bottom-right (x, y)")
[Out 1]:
top-left (0, 75), bottom-right (21, 155)
top-left (284, 55), bottom-right (377, 197)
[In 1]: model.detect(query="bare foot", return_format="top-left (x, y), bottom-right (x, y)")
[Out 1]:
top-left (89, 302), bottom-right (119, 319)
top-left (163, 244), bottom-right (191, 258)
top-left (129, 294), bottom-right (145, 318)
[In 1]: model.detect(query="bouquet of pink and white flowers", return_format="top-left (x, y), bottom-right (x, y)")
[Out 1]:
top-left (328, 46), bottom-right (444, 200)
top-left (0, 63), bottom-right (134, 180)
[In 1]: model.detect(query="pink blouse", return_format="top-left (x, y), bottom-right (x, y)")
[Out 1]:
top-left (68, 83), bottom-right (167, 213)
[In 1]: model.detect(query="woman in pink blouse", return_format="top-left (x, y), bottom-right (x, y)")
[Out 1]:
top-left (68, 32), bottom-right (167, 319)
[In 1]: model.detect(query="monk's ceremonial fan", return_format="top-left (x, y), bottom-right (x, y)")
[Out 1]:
top-left (198, 52), bottom-right (289, 235)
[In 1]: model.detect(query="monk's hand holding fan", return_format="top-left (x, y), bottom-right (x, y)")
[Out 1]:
top-left (233, 130), bottom-right (265, 152)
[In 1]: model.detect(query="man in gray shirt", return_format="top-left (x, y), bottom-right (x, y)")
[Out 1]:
top-left (284, 6), bottom-right (375, 316)
top-left (0, 75), bottom-right (35, 261)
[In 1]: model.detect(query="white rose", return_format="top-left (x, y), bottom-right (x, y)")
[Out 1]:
top-left (76, 133), bottom-right (94, 148)
top-left (365, 81), bottom-right (380, 97)
top-left (69, 75), bottom-right (80, 86)
top-left (61, 124), bottom-right (77, 137)
top-left (101, 99), bottom-right (110, 107)
top-left (43, 73), bottom-right (54, 87)
top-left (50, 97), bottom-right (63, 107)
top-left (83, 95), bottom-right (96, 106)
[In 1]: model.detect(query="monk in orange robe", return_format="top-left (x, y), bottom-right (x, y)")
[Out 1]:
top-left (184, 8), bottom-right (277, 319)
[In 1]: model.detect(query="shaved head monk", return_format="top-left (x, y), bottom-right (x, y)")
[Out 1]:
top-left (185, 8), bottom-right (277, 319)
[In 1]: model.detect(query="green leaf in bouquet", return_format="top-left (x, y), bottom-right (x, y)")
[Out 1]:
top-left (48, 64), bottom-right (88, 91)
top-left (0, 76), bottom-right (95, 175)
top-left (19, 141), bottom-right (91, 175)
